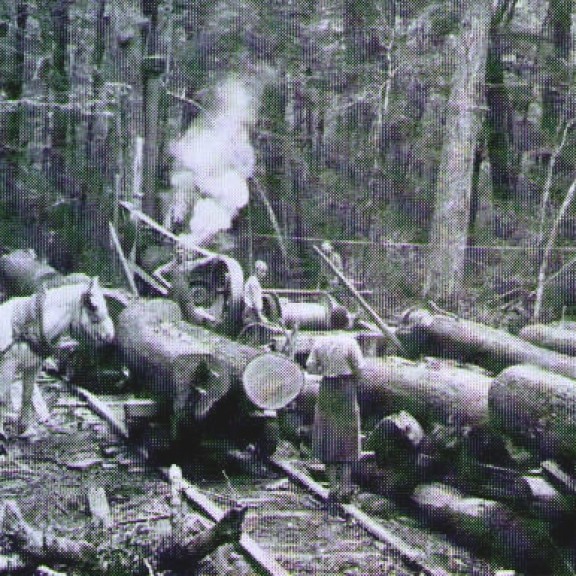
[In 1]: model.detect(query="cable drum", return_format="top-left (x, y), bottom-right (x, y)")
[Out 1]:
top-left (242, 353), bottom-right (305, 410)
top-left (280, 301), bottom-right (331, 330)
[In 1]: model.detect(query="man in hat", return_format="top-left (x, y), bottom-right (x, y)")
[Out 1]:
top-left (243, 260), bottom-right (269, 326)
top-left (318, 241), bottom-right (343, 291)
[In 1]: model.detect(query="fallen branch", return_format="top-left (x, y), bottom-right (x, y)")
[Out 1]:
top-left (2, 500), bottom-right (97, 566)
top-left (155, 505), bottom-right (248, 571)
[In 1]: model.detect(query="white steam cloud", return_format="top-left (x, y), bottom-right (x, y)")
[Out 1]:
top-left (168, 78), bottom-right (256, 247)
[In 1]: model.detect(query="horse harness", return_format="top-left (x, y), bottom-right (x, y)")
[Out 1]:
top-left (2, 290), bottom-right (53, 358)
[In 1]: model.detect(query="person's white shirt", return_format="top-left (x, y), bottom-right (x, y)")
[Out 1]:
top-left (244, 274), bottom-right (264, 314)
top-left (306, 333), bottom-right (365, 378)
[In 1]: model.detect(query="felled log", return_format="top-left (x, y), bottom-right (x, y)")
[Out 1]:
top-left (2, 500), bottom-right (96, 567)
top-left (116, 299), bottom-right (303, 425)
top-left (293, 356), bottom-right (492, 429)
top-left (519, 323), bottom-right (576, 356)
top-left (155, 505), bottom-right (247, 571)
top-left (365, 411), bottom-right (424, 467)
top-left (445, 461), bottom-right (571, 522)
top-left (398, 308), bottom-right (576, 378)
top-left (489, 364), bottom-right (576, 463)
top-left (0, 249), bottom-right (61, 295)
top-left (411, 483), bottom-right (554, 574)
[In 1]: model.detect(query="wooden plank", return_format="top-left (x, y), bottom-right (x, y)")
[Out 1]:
top-left (127, 260), bottom-right (170, 295)
top-left (270, 458), bottom-right (449, 576)
top-left (542, 460), bottom-right (576, 494)
top-left (119, 201), bottom-right (216, 258)
top-left (157, 468), bottom-right (292, 576)
top-left (73, 386), bottom-right (129, 439)
top-left (108, 222), bottom-right (139, 296)
top-left (270, 458), bottom-right (329, 500)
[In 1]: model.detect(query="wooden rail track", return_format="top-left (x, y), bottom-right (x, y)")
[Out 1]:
top-left (73, 384), bottom-right (494, 576)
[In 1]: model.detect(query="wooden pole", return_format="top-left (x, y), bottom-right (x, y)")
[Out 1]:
top-left (313, 245), bottom-right (405, 352)
top-left (108, 222), bottom-right (139, 296)
top-left (119, 200), bottom-right (217, 258)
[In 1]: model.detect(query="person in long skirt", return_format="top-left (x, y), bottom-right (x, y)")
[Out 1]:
top-left (306, 306), bottom-right (365, 502)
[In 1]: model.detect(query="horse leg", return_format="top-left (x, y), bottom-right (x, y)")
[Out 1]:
top-left (11, 379), bottom-right (51, 424)
top-left (18, 361), bottom-right (42, 437)
top-left (0, 351), bottom-right (19, 440)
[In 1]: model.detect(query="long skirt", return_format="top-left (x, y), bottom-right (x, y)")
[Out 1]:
top-left (312, 375), bottom-right (360, 464)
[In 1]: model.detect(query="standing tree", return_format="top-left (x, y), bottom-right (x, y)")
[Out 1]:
top-left (423, 0), bottom-right (492, 307)
top-left (0, 0), bottom-right (28, 208)
top-left (141, 0), bottom-right (165, 219)
top-left (49, 0), bottom-right (71, 186)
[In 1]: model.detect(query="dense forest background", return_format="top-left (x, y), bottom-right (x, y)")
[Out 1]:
top-left (0, 0), bottom-right (575, 325)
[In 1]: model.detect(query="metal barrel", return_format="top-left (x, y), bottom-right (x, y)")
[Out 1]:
top-left (280, 301), bottom-right (331, 330)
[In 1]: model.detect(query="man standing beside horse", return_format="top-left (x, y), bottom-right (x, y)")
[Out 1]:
top-left (0, 278), bottom-right (114, 443)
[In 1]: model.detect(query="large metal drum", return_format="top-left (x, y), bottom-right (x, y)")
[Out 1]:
top-left (281, 301), bottom-right (331, 330)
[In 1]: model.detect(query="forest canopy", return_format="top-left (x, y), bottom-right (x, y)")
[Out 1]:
top-left (0, 0), bottom-right (575, 320)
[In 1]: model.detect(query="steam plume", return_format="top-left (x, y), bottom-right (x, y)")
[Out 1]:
top-left (168, 78), bottom-right (256, 247)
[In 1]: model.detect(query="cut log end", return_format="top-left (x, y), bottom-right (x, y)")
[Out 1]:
top-left (242, 353), bottom-right (304, 410)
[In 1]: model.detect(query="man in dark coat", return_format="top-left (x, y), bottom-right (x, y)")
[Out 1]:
top-left (306, 306), bottom-right (364, 502)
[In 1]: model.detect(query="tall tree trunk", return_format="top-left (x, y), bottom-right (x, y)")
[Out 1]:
top-left (486, 28), bottom-right (516, 201)
top-left (542, 0), bottom-right (572, 134)
top-left (423, 1), bottom-right (492, 307)
top-left (141, 0), bottom-right (165, 218)
top-left (0, 1), bottom-right (27, 208)
top-left (86, 0), bottom-right (107, 165)
top-left (49, 0), bottom-right (71, 188)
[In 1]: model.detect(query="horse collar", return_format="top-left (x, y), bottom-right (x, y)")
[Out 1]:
top-left (14, 289), bottom-right (53, 358)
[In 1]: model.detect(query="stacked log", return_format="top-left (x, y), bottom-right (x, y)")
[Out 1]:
top-left (489, 364), bottom-right (576, 463)
top-left (293, 356), bottom-right (492, 429)
top-left (398, 308), bottom-right (576, 378)
top-left (519, 323), bottom-right (576, 356)
top-left (0, 249), bottom-right (62, 295)
top-left (411, 483), bottom-right (555, 574)
top-left (116, 299), bottom-right (303, 429)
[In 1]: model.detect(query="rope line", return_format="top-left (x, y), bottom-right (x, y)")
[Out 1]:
top-left (248, 233), bottom-right (576, 252)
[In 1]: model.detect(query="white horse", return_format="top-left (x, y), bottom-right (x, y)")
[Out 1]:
top-left (0, 277), bottom-right (114, 440)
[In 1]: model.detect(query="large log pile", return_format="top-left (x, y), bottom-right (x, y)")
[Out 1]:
top-left (398, 308), bottom-right (576, 377)
top-left (292, 356), bottom-right (492, 430)
top-left (116, 299), bottom-right (303, 450)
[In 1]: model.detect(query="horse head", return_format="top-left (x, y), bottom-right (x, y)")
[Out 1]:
top-left (76, 277), bottom-right (115, 344)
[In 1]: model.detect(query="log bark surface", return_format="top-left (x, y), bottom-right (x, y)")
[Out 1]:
top-left (519, 323), bottom-right (576, 356)
top-left (116, 299), bottom-right (213, 419)
top-left (116, 299), bottom-right (303, 422)
top-left (398, 309), bottom-right (576, 378)
top-left (295, 356), bottom-right (492, 428)
top-left (411, 483), bottom-right (553, 573)
top-left (489, 364), bottom-right (576, 462)
top-left (0, 250), bottom-right (62, 295)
